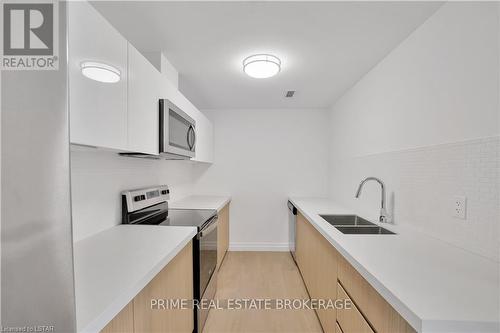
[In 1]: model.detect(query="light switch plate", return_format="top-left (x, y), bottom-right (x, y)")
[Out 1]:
top-left (453, 196), bottom-right (467, 219)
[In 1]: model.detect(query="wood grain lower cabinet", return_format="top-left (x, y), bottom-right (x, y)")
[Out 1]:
top-left (337, 255), bottom-right (416, 333)
top-left (295, 213), bottom-right (338, 332)
top-left (295, 212), bottom-right (311, 286)
top-left (296, 214), bottom-right (415, 333)
top-left (217, 203), bottom-right (230, 269)
top-left (100, 241), bottom-right (194, 333)
top-left (133, 241), bottom-right (194, 333)
top-left (101, 302), bottom-right (134, 333)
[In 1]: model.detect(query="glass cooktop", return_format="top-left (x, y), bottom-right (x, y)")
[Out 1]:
top-left (160, 208), bottom-right (217, 229)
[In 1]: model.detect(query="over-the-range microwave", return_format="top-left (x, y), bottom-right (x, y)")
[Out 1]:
top-left (159, 99), bottom-right (196, 159)
top-left (120, 99), bottom-right (196, 160)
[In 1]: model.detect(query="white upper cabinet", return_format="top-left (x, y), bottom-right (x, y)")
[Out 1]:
top-left (128, 43), bottom-right (161, 155)
top-left (192, 112), bottom-right (214, 163)
top-left (68, 1), bottom-right (128, 150)
top-left (68, 1), bottom-right (213, 162)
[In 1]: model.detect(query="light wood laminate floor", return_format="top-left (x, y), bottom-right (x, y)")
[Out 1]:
top-left (203, 252), bottom-right (323, 333)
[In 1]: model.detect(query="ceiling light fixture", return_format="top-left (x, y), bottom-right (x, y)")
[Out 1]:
top-left (81, 61), bottom-right (121, 83)
top-left (243, 54), bottom-right (281, 79)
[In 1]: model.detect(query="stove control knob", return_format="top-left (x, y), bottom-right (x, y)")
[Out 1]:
top-left (134, 195), bottom-right (145, 202)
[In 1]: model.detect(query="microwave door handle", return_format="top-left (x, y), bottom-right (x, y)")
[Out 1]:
top-left (186, 125), bottom-right (192, 150)
top-left (187, 125), bottom-right (196, 151)
top-left (190, 126), bottom-right (196, 151)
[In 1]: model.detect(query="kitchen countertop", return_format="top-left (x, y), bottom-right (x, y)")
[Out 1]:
top-left (73, 225), bottom-right (197, 333)
top-left (169, 195), bottom-right (231, 212)
top-left (289, 197), bottom-right (500, 333)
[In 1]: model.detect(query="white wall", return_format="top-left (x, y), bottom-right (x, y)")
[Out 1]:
top-left (70, 107), bottom-right (329, 247)
top-left (70, 1), bottom-right (499, 259)
top-left (193, 108), bottom-right (329, 251)
top-left (71, 150), bottom-right (196, 241)
top-left (328, 2), bottom-right (499, 261)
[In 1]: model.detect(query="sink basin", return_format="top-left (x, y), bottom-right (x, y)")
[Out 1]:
top-left (335, 226), bottom-right (396, 235)
top-left (319, 214), bottom-right (396, 235)
top-left (320, 214), bottom-right (375, 226)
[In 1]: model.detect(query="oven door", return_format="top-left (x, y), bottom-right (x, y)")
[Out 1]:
top-left (197, 216), bottom-right (218, 333)
top-left (159, 99), bottom-right (196, 159)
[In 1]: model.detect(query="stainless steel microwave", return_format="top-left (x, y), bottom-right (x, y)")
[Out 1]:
top-left (159, 99), bottom-right (196, 159)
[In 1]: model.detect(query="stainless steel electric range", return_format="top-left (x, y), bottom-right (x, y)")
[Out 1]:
top-left (121, 185), bottom-right (217, 333)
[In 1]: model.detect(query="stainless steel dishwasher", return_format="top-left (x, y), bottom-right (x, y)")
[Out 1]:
top-left (288, 201), bottom-right (298, 261)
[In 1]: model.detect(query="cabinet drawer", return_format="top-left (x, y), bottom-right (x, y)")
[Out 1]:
top-left (338, 256), bottom-right (416, 333)
top-left (337, 283), bottom-right (374, 333)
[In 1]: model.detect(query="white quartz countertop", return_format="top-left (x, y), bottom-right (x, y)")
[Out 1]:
top-left (73, 225), bottom-right (197, 333)
top-left (289, 197), bottom-right (500, 333)
top-left (169, 195), bottom-right (231, 212)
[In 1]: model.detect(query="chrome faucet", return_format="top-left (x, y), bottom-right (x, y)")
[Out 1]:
top-left (355, 177), bottom-right (389, 223)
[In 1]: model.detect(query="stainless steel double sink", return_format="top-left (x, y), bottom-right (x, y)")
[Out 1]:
top-left (319, 215), bottom-right (396, 235)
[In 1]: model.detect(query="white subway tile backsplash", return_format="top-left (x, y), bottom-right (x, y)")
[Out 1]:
top-left (329, 136), bottom-right (499, 261)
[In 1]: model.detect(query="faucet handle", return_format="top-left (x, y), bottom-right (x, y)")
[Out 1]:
top-left (379, 208), bottom-right (390, 223)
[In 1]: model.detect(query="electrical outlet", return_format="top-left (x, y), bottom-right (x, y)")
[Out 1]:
top-left (453, 196), bottom-right (467, 219)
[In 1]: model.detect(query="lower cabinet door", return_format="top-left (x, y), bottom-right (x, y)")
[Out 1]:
top-left (295, 213), bottom-right (338, 332)
top-left (313, 233), bottom-right (338, 333)
top-left (133, 241), bottom-right (194, 333)
top-left (295, 213), bottom-right (314, 295)
top-left (217, 203), bottom-right (230, 269)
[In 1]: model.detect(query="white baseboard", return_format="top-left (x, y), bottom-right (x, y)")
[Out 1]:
top-left (229, 242), bottom-right (291, 252)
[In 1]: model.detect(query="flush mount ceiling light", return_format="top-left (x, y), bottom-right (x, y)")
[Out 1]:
top-left (243, 54), bottom-right (281, 79)
top-left (81, 61), bottom-right (121, 83)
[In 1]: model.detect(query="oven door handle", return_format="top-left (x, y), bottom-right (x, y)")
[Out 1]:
top-left (198, 217), bottom-right (218, 238)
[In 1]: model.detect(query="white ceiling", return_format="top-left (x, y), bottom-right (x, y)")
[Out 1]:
top-left (92, 1), bottom-right (442, 110)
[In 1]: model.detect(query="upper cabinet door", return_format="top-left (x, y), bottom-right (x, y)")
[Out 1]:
top-left (128, 43), bottom-right (160, 155)
top-left (68, 1), bottom-right (128, 150)
top-left (191, 112), bottom-right (214, 163)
